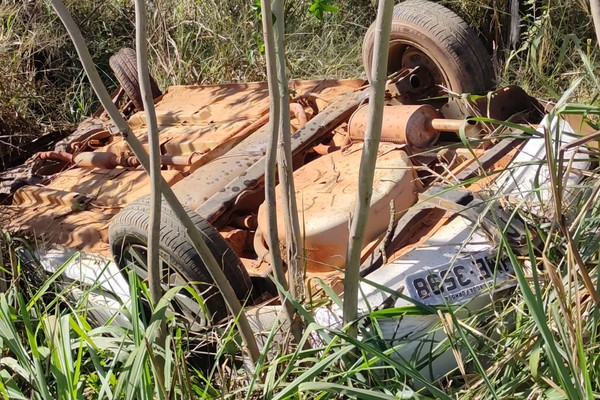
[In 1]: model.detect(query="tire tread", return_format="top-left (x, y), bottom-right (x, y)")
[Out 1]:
top-left (362, 0), bottom-right (494, 94)
top-left (109, 48), bottom-right (162, 112)
top-left (109, 195), bottom-right (252, 322)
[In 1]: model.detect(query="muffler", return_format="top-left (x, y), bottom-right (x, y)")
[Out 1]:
top-left (348, 104), bottom-right (478, 148)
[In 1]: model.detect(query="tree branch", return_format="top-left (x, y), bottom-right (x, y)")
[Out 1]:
top-left (273, 0), bottom-right (305, 341)
top-left (261, 0), bottom-right (301, 343)
top-left (342, 0), bottom-right (394, 338)
top-left (50, 0), bottom-right (260, 365)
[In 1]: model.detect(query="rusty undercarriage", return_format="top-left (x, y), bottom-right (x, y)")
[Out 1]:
top-left (3, 79), bottom-right (360, 258)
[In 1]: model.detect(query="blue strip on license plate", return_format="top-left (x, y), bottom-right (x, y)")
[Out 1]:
top-left (405, 253), bottom-right (514, 305)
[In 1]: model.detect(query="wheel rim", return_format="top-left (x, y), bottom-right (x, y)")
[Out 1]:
top-left (388, 40), bottom-right (452, 105)
top-left (122, 243), bottom-right (210, 329)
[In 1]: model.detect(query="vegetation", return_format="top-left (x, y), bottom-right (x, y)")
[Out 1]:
top-left (1, 0), bottom-right (598, 158)
top-left (0, 0), bottom-right (374, 158)
top-left (2, 0), bottom-right (600, 399)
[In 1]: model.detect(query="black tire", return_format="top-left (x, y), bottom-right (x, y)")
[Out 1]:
top-left (362, 0), bottom-right (494, 100)
top-left (109, 195), bottom-right (252, 325)
top-left (109, 48), bottom-right (162, 112)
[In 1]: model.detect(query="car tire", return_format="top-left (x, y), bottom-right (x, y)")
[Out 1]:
top-left (109, 47), bottom-right (162, 112)
top-left (362, 0), bottom-right (494, 100)
top-left (109, 195), bottom-right (252, 325)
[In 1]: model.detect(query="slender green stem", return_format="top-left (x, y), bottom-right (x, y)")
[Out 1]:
top-left (134, 0), bottom-right (161, 313)
top-left (49, 0), bottom-right (260, 365)
top-left (260, 0), bottom-right (299, 343)
top-left (342, 0), bottom-right (394, 337)
top-left (273, 0), bottom-right (304, 342)
top-left (134, 0), bottom-right (167, 388)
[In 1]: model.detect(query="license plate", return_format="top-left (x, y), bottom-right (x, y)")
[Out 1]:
top-left (405, 253), bottom-right (514, 305)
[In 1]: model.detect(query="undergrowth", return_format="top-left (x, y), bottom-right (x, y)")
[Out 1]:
top-left (2, 0), bottom-right (599, 159)
top-left (2, 151), bottom-right (600, 398)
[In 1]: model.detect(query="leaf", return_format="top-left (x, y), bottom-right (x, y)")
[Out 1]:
top-left (251, 0), bottom-right (261, 16)
top-left (529, 339), bottom-right (541, 379)
top-left (503, 230), bottom-right (580, 399)
top-left (298, 382), bottom-right (409, 399)
top-left (0, 368), bottom-right (27, 400)
top-left (271, 345), bottom-right (354, 400)
top-left (308, 0), bottom-right (338, 21)
top-left (1, 357), bottom-right (33, 383)
top-left (333, 330), bottom-right (452, 399)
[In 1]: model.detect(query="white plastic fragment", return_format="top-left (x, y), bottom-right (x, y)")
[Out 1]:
top-left (494, 115), bottom-right (590, 218)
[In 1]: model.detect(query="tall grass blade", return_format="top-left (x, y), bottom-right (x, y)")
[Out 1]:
top-left (332, 329), bottom-right (451, 399)
top-left (271, 344), bottom-right (354, 400)
top-left (298, 382), bottom-right (407, 399)
top-left (503, 229), bottom-right (580, 399)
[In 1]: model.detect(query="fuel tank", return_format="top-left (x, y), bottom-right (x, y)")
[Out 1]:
top-left (255, 143), bottom-right (419, 272)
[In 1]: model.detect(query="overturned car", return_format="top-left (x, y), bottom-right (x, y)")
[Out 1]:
top-left (0, 0), bottom-right (592, 379)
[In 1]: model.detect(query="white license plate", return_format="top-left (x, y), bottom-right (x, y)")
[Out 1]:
top-left (405, 253), bottom-right (514, 305)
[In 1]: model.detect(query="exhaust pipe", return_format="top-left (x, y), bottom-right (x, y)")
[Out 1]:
top-left (348, 104), bottom-right (479, 148)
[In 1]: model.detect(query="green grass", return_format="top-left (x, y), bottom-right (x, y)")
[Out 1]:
top-left (2, 0), bottom-right (599, 156)
top-left (3, 163), bottom-right (600, 398)
top-left (0, 0), bottom-right (374, 167)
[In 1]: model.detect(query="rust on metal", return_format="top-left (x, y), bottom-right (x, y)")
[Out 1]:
top-left (255, 143), bottom-right (418, 272)
top-left (14, 186), bottom-right (91, 209)
top-left (386, 66), bottom-right (432, 100)
top-left (74, 151), bottom-right (204, 169)
top-left (2, 79), bottom-right (364, 256)
top-left (349, 104), bottom-right (481, 148)
top-left (37, 151), bottom-right (74, 164)
top-left (430, 118), bottom-right (479, 135)
top-left (4, 166), bottom-right (184, 254)
top-left (0, 70), bottom-right (549, 300)
top-left (230, 214), bottom-right (258, 230)
top-left (349, 104), bottom-right (441, 148)
top-left (311, 143), bottom-right (338, 155)
top-left (289, 102), bottom-right (308, 128)
top-left (75, 152), bottom-right (119, 169)
top-left (191, 86), bottom-right (369, 224)
top-left (475, 85), bottom-right (543, 122)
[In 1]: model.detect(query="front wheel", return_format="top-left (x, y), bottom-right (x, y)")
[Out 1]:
top-left (362, 0), bottom-right (494, 103)
top-left (108, 195), bottom-right (252, 326)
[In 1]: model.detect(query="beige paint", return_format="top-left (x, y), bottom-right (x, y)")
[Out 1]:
top-left (256, 143), bottom-right (419, 272)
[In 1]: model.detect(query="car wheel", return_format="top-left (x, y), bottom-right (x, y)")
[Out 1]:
top-left (362, 0), bottom-right (494, 103)
top-left (109, 195), bottom-right (252, 326)
top-left (109, 47), bottom-right (162, 112)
